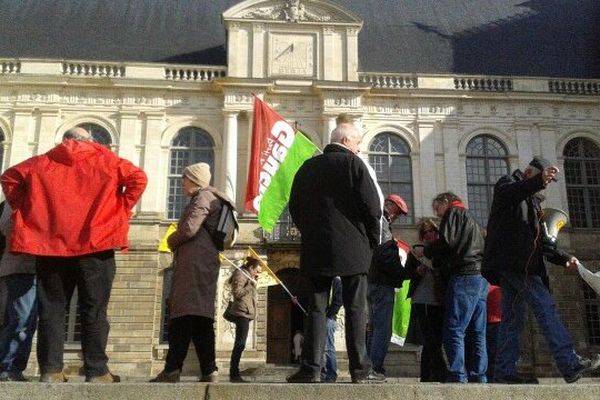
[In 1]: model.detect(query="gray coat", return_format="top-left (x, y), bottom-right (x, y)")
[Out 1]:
top-left (229, 269), bottom-right (257, 320)
top-left (167, 187), bottom-right (232, 320)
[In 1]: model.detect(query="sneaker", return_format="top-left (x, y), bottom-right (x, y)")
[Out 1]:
top-left (351, 370), bottom-right (387, 384)
top-left (229, 375), bottom-right (249, 383)
top-left (286, 369), bottom-right (319, 383)
top-left (39, 371), bottom-right (68, 383)
top-left (321, 376), bottom-right (337, 383)
top-left (199, 371), bottom-right (219, 383)
top-left (564, 354), bottom-right (600, 383)
top-left (0, 372), bottom-right (29, 382)
top-left (86, 371), bottom-right (121, 383)
top-left (494, 375), bottom-right (539, 384)
top-left (150, 369), bottom-right (180, 383)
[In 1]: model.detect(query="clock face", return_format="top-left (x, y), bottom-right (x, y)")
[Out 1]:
top-left (270, 34), bottom-right (315, 77)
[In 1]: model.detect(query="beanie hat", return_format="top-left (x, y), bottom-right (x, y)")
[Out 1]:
top-left (183, 162), bottom-right (211, 189)
top-left (529, 157), bottom-right (552, 171)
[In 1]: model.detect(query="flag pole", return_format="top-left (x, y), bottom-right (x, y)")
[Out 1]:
top-left (220, 254), bottom-right (257, 284)
top-left (248, 246), bottom-right (308, 316)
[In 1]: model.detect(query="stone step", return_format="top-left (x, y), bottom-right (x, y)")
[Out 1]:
top-left (2, 380), bottom-right (600, 400)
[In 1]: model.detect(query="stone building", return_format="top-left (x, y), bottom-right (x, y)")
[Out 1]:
top-left (0, 0), bottom-right (598, 378)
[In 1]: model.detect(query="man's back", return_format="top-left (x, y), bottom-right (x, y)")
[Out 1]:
top-left (289, 144), bottom-right (381, 277)
top-left (1, 140), bottom-right (147, 256)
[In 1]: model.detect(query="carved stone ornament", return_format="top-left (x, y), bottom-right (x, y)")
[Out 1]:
top-left (241, 0), bottom-right (342, 23)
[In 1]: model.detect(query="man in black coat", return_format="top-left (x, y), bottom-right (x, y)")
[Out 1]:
top-left (287, 122), bottom-right (384, 383)
top-left (483, 157), bottom-right (600, 383)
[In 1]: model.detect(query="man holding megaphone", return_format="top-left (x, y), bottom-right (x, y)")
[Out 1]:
top-left (483, 157), bottom-right (600, 384)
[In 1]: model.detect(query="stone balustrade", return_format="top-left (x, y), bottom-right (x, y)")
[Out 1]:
top-left (1, 59), bottom-right (599, 96)
top-left (62, 62), bottom-right (126, 77)
top-left (359, 73), bottom-right (418, 89)
top-left (164, 66), bottom-right (227, 81)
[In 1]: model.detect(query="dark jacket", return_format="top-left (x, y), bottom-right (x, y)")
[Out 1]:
top-left (368, 217), bottom-right (407, 287)
top-left (424, 206), bottom-right (484, 276)
top-left (482, 170), bottom-right (571, 285)
top-left (326, 276), bottom-right (343, 320)
top-left (289, 144), bottom-right (382, 277)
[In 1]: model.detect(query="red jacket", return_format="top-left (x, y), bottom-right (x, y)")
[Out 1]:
top-left (1, 140), bottom-right (147, 256)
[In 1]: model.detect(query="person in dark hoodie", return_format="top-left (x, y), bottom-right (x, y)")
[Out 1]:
top-left (1, 127), bottom-right (147, 383)
top-left (414, 192), bottom-right (487, 383)
top-left (483, 157), bottom-right (600, 384)
top-left (366, 194), bottom-right (408, 377)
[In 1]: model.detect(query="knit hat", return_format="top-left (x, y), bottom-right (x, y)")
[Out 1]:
top-left (529, 157), bottom-right (552, 172)
top-left (183, 162), bottom-right (211, 189)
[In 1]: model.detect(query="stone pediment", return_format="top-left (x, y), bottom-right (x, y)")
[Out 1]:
top-left (223, 0), bottom-right (362, 24)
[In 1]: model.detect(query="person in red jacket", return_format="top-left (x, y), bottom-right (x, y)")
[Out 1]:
top-left (1, 127), bottom-right (147, 383)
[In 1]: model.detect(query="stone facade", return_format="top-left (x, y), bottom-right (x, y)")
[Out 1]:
top-left (0, 0), bottom-right (598, 378)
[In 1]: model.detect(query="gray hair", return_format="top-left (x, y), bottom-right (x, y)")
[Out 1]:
top-left (330, 122), bottom-right (360, 144)
top-left (62, 127), bottom-right (92, 142)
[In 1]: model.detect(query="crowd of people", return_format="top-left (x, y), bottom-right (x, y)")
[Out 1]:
top-left (0, 120), bottom-right (599, 385)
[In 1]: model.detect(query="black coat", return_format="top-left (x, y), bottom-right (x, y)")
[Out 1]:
top-left (368, 217), bottom-right (407, 287)
top-left (289, 144), bottom-right (382, 277)
top-left (424, 206), bottom-right (484, 276)
top-left (482, 170), bottom-right (571, 285)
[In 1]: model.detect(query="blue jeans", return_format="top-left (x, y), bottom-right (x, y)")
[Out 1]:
top-left (321, 317), bottom-right (337, 381)
top-left (443, 274), bottom-right (488, 383)
top-left (0, 274), bottom-right (37, 377)
top-left (494, 271), bottom-right (580, 379)
top-left (366, 283), bottom-right (395, 373)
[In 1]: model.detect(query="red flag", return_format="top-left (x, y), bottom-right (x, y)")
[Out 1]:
top-left (245, 96), bottom-right (295, 213)
top-left (395, 238), bottom-right (411, 266)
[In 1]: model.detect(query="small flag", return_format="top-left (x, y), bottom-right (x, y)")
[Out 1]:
top-left (158, 223), bottom-right (177, 253)
top-left (391, 239), bottom-right (412, 346)
top-left (245, 97), bottom-right (318, 232)
top-left (247, 247), bottom-right (279, 288)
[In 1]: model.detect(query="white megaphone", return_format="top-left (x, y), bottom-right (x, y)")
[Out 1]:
top-left (540, 208), bottom-right (568, 246)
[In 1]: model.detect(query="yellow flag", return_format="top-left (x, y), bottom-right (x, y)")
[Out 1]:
top-left (247, 247), bottom-right (279, 288)
top-left (158, 223), bottom-right (177, 253)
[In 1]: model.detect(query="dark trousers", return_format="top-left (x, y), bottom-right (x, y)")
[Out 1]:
top-left (36, 250), bottom-right (115, 377)
top-left (165, 315), bottom-right (217, 377)
top-left (412, 303), bottom-right (447, 382)
top-left (229, 316), bottom-right (250, 377)
top-left (301, 274), bottom-right (370, 380)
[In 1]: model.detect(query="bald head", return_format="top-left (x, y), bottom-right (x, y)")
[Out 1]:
top-left (63, 127), bottom-right (92, 142)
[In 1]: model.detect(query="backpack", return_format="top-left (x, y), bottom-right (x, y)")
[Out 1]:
top-left (211, 201), bottom-right (239, 251)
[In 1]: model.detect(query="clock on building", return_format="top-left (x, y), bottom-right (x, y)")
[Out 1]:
top-left (270, 33), bottom-right (315, 77)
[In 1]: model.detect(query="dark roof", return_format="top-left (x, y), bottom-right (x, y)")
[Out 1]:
top-left (0, 0), bottom-right (598, 78)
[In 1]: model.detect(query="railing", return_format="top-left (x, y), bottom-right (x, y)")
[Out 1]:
top-left (549, 80), bottom-right (599, 95)
top-left (359, 73), bottom-right (418, 89)
top-left (164, 67), bottom-right (227, 81)
top-left (454, 77), bottom-right (513, 92)
top-left (62, 62), bottom-right (125, 77)
top-left (262, 209), bottom-right (301, 243)
top-left (1, 61), bottom-right (21, 74)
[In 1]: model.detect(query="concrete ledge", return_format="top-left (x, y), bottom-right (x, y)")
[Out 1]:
top-left (2, 381), bottom-right (600, 400)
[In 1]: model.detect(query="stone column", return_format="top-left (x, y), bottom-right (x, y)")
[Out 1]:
top-left (8, 109), bottom-right (33, 165)
top-left (515, 123), bottom-right (534, 170)
top-left (418, 121), bottom-right (437, 216)
top-left (36, 109), bottom-right (59, 154)
top-left (138, 113), bottom-right (164, 218)
top-left (322, 115), bottom-right (336, 147)
top-left (223, 111), bottom-right (239, 203)
top-left (441, 121), bottom-right (463, 199)
top-left (118, 112), bottom-right (141, 165)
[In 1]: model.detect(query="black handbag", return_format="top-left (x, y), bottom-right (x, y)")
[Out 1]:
top-left (223, 301), bottom-right (236, 322)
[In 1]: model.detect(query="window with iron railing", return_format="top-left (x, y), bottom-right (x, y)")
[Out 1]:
top-left (75, 123), bottom-right (112, 147)
top-left (466, 135), bottom-right (509, 226)
top-left (64, 290), bottom-right (81, 343)
top-left (583, 281), bottom-right (600, 346)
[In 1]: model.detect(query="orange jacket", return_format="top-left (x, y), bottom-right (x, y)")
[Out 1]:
top-left (1, 140), bottom-right (147, 256)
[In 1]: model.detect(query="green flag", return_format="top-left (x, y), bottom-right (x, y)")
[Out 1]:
top-left (391, 239), bottom-right (412, 346)
top-left (245, 97), bottom-right (317, 231)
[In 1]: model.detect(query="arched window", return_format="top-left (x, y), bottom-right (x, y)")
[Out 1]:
top-left (166, 127), bottom-right (215, 220)
top-left (368, 133), bottom-right (413, 224)
top-left (66, 123), bottom-right (112, 147)
top-left (466, 135), bottom-right (509, 226)
top-left (563, 137), bottom-right (600, 228)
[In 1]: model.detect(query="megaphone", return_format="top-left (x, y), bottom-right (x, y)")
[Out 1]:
top-left (540, 208), bottom-right (568, 246)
